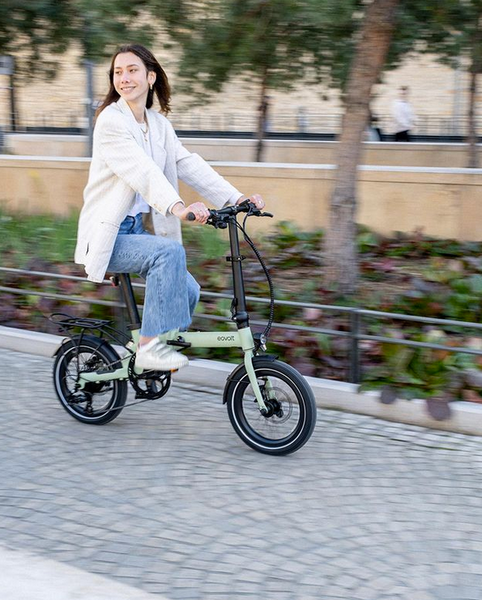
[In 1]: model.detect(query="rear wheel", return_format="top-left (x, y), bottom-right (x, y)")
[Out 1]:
top-left (53, 335), bottom-right (127, 424)
top-left (225, 358), bottom-right (317, 455)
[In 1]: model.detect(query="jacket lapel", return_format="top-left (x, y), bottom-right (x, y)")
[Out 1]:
top-left (146, 109), bottom-right (167, 168)
top-left (114, 98), bottom-right (166, 168)
top-left (115, 97), bottom-right (144, 146)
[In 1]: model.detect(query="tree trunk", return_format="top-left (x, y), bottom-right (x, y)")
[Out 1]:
top-left (323, 0), bottom-right (400, 295)
top-left (256, 71), bottom-right (269, 162)
top-left (467, 20), bottom-right (482, 168)
top-left (467, 66), bottom-right (478, 168)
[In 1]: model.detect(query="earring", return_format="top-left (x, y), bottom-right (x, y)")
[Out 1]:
top-left (149, 83), bottom-right (153, 91)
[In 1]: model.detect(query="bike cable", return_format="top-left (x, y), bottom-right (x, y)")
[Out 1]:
top-left (237, 217), bottom-right (275, 339)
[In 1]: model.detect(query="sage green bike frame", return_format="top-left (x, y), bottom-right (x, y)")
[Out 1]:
top-left (77, 327), bottom-right (268, 412)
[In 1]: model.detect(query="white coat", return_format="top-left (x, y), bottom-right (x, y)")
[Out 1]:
top-left (74, 98), bottom-right (241, 282)
top-left (391, 99), bottom-right (415, 134)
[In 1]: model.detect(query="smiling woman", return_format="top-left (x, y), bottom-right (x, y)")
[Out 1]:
top-left (74, 43), bottom-right (265, 372)
top-left (114, 57), bottom-right (156, 111)
top-left (96, 44), bottom-right (172, 121)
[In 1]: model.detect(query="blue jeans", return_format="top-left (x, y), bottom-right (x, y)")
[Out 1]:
top-left (107, 213), bottom-right (200, 336)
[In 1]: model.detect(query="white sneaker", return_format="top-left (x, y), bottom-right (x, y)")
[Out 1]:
top-left (135, 338), bottom-right (189, 372)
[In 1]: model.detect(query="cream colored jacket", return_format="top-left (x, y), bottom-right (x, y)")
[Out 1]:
top-left (74, 98), bottom-right (242, 282)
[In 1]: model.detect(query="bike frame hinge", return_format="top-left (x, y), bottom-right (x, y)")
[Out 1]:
top-left (226, 256), bottom-right (245, 262)
top-left (232, 311), bottom-right (249, 325)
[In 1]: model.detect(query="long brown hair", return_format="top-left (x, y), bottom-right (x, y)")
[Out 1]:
top-left (96, 44), bottom-right (171, 117)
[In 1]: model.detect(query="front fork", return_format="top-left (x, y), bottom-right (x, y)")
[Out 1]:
top-left (173, 327), bottom-right (269, 413)
top-left (243, 350), bottom-right (269, 413)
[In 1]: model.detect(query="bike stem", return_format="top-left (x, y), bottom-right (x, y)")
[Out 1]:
top-left (228, 219), bottom-right (249, 329)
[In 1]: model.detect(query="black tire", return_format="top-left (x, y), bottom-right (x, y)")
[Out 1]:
top-left (53, 335), bottom-right (127, 424)
top-left (225, 358), bottom-right (317, 455)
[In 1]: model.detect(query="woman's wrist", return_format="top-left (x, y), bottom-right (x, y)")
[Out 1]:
top-left (170, 201), bottom-right (185, 218)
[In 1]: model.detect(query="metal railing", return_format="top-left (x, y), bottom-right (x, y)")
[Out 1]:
top-left (3, 111), bottom-right (481, 139)
top-left (2, 266), bottom-right (482, 383)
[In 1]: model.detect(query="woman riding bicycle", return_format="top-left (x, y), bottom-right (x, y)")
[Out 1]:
top-left (74, 43), bottom-right (265, 373)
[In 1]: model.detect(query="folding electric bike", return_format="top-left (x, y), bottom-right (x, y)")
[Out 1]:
top-left (51, 200), bottom-right (317, 455)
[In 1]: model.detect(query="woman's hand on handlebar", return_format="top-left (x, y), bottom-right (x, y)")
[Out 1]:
top-left (236, 193), bottom-right (265, 211)
top-left (172, 194), bottom-right (266, 224)
top-left (171, 201), bottom-right (210, 224)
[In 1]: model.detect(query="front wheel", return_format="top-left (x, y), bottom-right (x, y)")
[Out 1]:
top-left (224, 358), bottom-right (317, 455)
top-left (53, 335), bottom-right (127, 425)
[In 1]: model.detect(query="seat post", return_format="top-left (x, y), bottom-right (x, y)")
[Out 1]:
top-left (117, 273), bottom-right (142, 329)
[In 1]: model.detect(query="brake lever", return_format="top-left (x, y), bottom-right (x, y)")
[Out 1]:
top-left (247, 207), bottom-right (274, 218)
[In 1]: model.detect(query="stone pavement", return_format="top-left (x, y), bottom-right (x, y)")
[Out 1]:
top-left (1, 348), bottom-right (482, 600)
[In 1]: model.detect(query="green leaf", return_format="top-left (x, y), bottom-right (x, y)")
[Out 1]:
top-left (469, 274), bottom-right (482, 295)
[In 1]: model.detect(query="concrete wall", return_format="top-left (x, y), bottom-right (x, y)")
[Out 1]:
top-left (0, 156), bottom-right (88, 216)
top-left (4, 135), bottom-right (91, 158)
top-left (185, 139), bottom-right (481, 169)
top-left (2, 155), bottom-right (482, 240)
top-left (4, 134), bottom-right (482, 168)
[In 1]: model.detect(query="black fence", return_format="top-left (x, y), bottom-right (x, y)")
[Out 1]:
top-left (1, 111), bottom-right (480, 143)
top-left (2, 266), bottom-right (482, 384)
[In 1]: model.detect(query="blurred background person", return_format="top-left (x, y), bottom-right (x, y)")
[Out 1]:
top-left (366, 109), bottom-right (382, 141)
top-left (392, 85), bottom-right (415, 142)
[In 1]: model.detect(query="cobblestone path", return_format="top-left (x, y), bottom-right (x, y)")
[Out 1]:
top-left (1, 349), bottom-right (482, 600)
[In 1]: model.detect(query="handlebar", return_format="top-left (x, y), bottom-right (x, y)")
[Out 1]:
top-left (186, 200), bottom-right (273, 227)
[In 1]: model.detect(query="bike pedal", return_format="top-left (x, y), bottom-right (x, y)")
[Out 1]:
top-left (167, 338), bottom-right (191, 348)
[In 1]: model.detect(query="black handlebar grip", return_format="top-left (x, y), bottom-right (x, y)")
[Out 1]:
top-left (187, 212), bottom-right (196, 221)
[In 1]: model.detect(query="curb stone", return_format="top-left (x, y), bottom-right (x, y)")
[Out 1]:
top-left (0, 545), bottom-right (166, 600)
top-left (1, 325), bottom-right (481, 436)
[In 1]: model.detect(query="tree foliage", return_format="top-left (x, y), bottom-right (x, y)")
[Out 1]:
top-left (152, 0), bottom-right (364, 159)
top-left (68, 0), bottom-right (156, 61)
top-left (157, 0), bottom-right (355, 90)
top-left (0, 0), bottom-right (71, 76)
top-left (0, 0), bottom-right (156, 76)
top-left (403, 0), bottom-right (482, 167)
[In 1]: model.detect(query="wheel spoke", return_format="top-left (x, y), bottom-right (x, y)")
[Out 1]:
top-left (53, 338), bottom-right (127, 424)
top-left (226, 360), bottom-right (316, 455)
